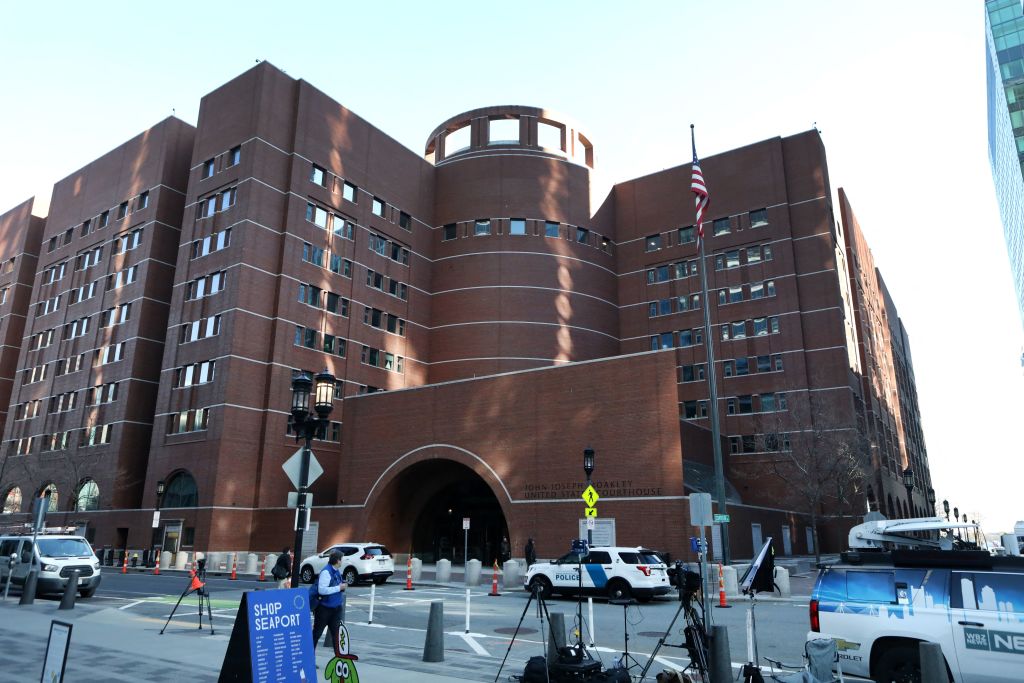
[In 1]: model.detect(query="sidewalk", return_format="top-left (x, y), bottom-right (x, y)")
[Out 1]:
top-left (0, 598), bottom-right (471, 682)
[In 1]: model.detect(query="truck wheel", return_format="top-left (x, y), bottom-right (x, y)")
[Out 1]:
top-left (874, 645), bottom-right (920, 683)
top-left (529, 576), bottom-right (553, 600)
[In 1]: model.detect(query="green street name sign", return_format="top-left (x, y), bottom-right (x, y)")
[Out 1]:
top-left (713, 514), bottom-right (730, 523)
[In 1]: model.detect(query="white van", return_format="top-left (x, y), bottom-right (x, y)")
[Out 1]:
top-left (0, 533), bottom-right (102, 597)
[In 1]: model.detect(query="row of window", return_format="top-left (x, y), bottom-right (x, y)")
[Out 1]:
top-left (644, 208), bottom-right (769, 252)
top-left (11, 423), bottom-right (114, 456)
top-left (168, 408), bottom-right (209, 435)
top-left (650, 316), bottom-right (781, 350)
top-left (729, 432), bottom-right (791, 454)
top-left (49, 191), bottom-right (150, 253)
top-left (191, 227), bottom-right (231, 260)
top-left (366, 269), bottom-right (408, 300)
top-left (442, 218), bottom-right (610, 251)
top-left (649, 295), bottom-right (701, 317)
top-left (180, 315), bottom-right (222, 344)
top-left (184, 271), bottom-right (226, 300)
top-left (173, 360), bottom-right (216, 388)
top-left (294, 325), bottom-right (348, 359)
top-left (308, 162), bottom-right (412, 231)
top-left (646, 260), bottom-right (700, 284)
top-left (200, 145), bottom-right (241, 179)
top-left (298, 284), bottom-right (350, 317)
top-left (195, 187), bottom-right (237, 220)
top-left (363, 306), bottom-right (406, 336)
top-left (726, 392), bottom-right (788, 415)
top-left (18, 384), bottom-right (120, 421)
top-left (724, 354), bottom-right (785, 377)
top-left (22, 342), bottom-right (122, 384)
top-left (285, 412), bottom-right (343, 442)
top-left (714, 244), bottom-right (773, 270)
top-left (718, 280), bottom-right (776, 305)
top-left (306, 200), bottom-right (412, 267)
top-left (360, 344), bottom-right (404, 374)
top-left (302, 243), bottom-right (353, 277)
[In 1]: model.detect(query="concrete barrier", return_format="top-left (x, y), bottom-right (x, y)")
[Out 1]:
top-left (773, 566), bottom-right (791, 597)
top-left (174, 551), bottom-right (189, 570)
top-left (436, 559), bottom-right (451, 583)
top-left (411, 557), bottom-right (423, 582)
top-left (465, 559), bottom-right (482, 586)
top-left (722, 565), bottom-right (740, 598)
top-left (423, 601), bottom-right (444, 662)
top-left (502, 560), bottom-right (521, 589)
top-left (160, 551), bottom-right (173, 570)
top-left (265, 553), bottom-right (278, 575)
top-left (245, 553), bottom-right (258, 574)
top-left (207, 552), bottom-right (223, 572)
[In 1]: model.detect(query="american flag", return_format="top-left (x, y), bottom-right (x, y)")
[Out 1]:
top-left (691, 129), bottom-right (708, 242)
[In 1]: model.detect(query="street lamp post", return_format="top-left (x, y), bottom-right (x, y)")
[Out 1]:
top-left (583, 447), bottom-right (595, 547)
top-left (149, 480), bottom-right (165, 566)
top-left (927, 488), bottom-right (936, 517)
top-left (953, 507), bottom-right (960, 541)
top-left (901, 467), bottom-right (914, 518)
top-left (289, 369), bottom-right (335, 588)
top-left (942, 499), bottom-right (950, 521)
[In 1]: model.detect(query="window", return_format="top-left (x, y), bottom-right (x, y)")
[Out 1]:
top-left (360, 344), bottom-right (405, 373)
top-left (306, 203), bottom-right (328, 228)
top-left (185, 271), bottom-right (225, 300)
top-left (228, 145), bottom-right (241, 166)
top-left (117, 201), bottom-right (128, 220)
top-left (678, 226), bottom-right (695, 244)
top-left (683, 401), bottom-right (707, 419)
top-left (645, 234), bottom-right (662, 252)
top-left (369, 233), bottom-right (388, 256)
top-left (399, 211), bottom-right (411, 230)
top-left (372, 197), bottom-right (385, 217)
top-left (80, 219), bottom-right (92, 237)
top-left (728, 286), bottom-right (743, 304)
top-left (330, 216), bottom-right (353, 240)
top-left (311, 165), bottom-right (326, 186)
top-left (76, 246), bottom-right (102, 270)
top-left (329, 255), bottom-right (352, 277)
top-left (749, 208), bottom-right (768, 228)
top-left (713, 217), bottom-right (730, 235)
top-left (510, 218), bottom-right (527, 236)
top-left (175, 361), bottom-right (216, 388)
top-left (191, 228), bottom-right (231, 259)
top-left (734, 395), bottom-right (752, 414)
top-left (773, 354), bottom-right (784, 371)
top-left (725, 320), bottom-right (745, 339)
top-left (202, 159), bottom-right (214, 178)
top-left (63, 316), bottom-right (91, 340)
top-left (756, 355), bottom-right (771, 373)
top-left (680, 364), bottom-right (705, 382)
top-left (576, 227), bottom-right (589, 243)
top-left (678, 330), bottom-right (693, 347)
top-left (180, 315), bottom-right (221, 343)
top-left (114, 229), bottom-right (143, 255)
top-left (297, 283), bottom-right (321, 307)
top-left (99, 211), bottom-right (109, 228)
top-left (219, 187), bottom-right (236, 211)
top-left (168, 408), bottom-right (209, 434)
top-left (342, 181), bottom-right (357, 203)
top-left (80, 424), bottom-right (113, 447)
top-left (443, 223), bottom-right (457, 241)
top-left (69, 280), bottom-right (97, 305)
top-left (389, 242), bottom-right (409, 265)
top-left (47, 236), bottom-right (58, 253)
top-left (545, 221), bottom-right (560, 238)
top-left (322, 334), bottom-right (347, 357)
top-left (136, 191), bottom-right (149, 211)
top-left (302, 242), bottom-right (324, 267)
top-left (388, 279), bottom-right (408, 300)
top-left (474, 219), bottom-right (491, 236)
top-left (87, 382), bottom-right (118, 405)
top-left (736, 357), bottom-right (749, 375)
top-left (94, 342), bottom-right (125, 366)
top-left (0, 287), bottom-right (7, 305)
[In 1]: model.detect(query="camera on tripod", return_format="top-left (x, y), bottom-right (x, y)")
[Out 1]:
top-left (676, 562), bottom-right (702, 602)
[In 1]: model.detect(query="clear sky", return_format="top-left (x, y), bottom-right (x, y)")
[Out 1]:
top-left (1, 1), bottom-right (1021, 534)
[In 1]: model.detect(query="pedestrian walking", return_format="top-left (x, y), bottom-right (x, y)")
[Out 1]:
top-left (272, 547), bottom-right (292, 589)
top-left (500, 536), bottom-right (511, 564)
top-left (525, 537), bottom-right (536, 568)
top-left (311, 551), bottom-right (347, 656)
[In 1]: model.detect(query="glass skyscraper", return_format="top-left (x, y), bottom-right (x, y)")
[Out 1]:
top-left (986, 0), bottom-right (1024, 327)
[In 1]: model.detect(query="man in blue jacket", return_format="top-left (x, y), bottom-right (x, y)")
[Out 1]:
top-left (312, 551), bottom-right (347, 656)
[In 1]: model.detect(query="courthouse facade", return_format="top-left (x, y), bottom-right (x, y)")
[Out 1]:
top-left (0, 63), bottom-right (932, 562)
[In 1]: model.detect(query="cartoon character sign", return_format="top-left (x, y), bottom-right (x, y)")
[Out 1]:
top-left (324, 623), bottom-right (359, 683)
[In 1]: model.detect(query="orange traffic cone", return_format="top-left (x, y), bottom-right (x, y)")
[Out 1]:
top-left (258, 556), bottom-right (267, 582)
top-left (403, 555), bottom-right (414, 591)
top-left (189, 569), bottom-right (204, 592)
top-left (121, 551), bottom-right (129, 574)
top-left (718, 563), bottom-right (731, 608)
top-left (488, 559), bottom-right (501, 596)
top-left (230, 555), bottom-right (238, 580)
top-left (153, 553), bottom-right (161, 576)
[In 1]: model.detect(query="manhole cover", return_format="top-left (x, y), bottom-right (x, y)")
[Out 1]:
top-left (494, 627), bottom-right (537, 635)
top-left (638, 631), bottom-right (668, 638)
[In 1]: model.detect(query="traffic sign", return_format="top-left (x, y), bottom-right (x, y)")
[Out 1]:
top-left (287, 492), bottom-right (312, 508)
top-left (151, 511), bottom-right (161, 528)
top-left (282, 448), bottom-right (323, 489)
top-left (584, 507), bottom-right (597, 518)
top-left (581, 485), bottom-right (599, 507)
top-left (713, 513), bottom-right (731, 523)
top-left (463, 517), bottom-right (470, 530)
top-left (586, 517), bottom-right (595, 530)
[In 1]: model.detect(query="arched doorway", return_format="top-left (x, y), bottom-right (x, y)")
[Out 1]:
top-left (366, 457), bottom-right (509, 564)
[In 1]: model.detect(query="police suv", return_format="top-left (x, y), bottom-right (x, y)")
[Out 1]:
top-left (810, 517), bottom-right (1024, 683)
top-left (524, 546), bottom-right (671, 601)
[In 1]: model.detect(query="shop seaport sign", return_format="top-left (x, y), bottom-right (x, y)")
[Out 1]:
top-left (219, 587), bottom-right (315, 682)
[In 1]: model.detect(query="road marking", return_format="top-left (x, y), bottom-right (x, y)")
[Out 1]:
top-left (455, 633), bottom-right (490, 656)
top-left (118, 599), bottom-right (152, 610)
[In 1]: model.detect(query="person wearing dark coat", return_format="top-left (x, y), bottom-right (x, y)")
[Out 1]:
top-left (525, 537), bottom-right (537, 567)
top-left (273, 547), bottom-right (292, 588)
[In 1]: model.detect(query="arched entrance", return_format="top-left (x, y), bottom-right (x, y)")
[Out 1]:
top-left (366, 457), bottom-right (509, 564)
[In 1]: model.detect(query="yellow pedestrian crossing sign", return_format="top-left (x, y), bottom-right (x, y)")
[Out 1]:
top-left (582, 485), bottom-right (599, 507)
top-left (584, 507), bottom-right (597, 518)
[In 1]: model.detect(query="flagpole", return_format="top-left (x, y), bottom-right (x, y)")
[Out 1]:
top-left (691, 124), bottom-right (731, 566)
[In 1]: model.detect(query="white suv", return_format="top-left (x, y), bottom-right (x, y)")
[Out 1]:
top-left (810, 549), bottom-right (1024, 682)
top-left (0, 534), bottom-right (102, 597)
top-left (524, 546), bottom-right (671, 602)
top-left (298, 542), bottom-right (394, 586)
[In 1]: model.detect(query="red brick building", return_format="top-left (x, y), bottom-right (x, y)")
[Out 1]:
top-left (0, 62), bottom-right (932, 564)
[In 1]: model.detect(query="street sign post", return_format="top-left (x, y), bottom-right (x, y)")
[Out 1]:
top-left (282, 448), bottom-right (323, 489)
top-left (462, 518), bottom-right (469, 569)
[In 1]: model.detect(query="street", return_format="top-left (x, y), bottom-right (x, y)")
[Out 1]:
top-left (0, 569), bottom-right (826, 681)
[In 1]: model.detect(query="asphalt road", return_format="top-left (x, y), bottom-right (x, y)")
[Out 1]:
top-left (21, 569), bottom-right (817, 680)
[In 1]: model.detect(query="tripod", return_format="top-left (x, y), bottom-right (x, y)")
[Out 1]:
top-left (638, 587), bottom-right (709, 682)
top-left (609, 598), bottom-right (643, 673)
top-left (160, 568), bottom-right (215, 635)
top-left (493, 583), bottom-right (554, 683)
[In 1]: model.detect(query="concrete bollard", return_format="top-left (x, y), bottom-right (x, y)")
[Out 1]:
top-left (920, 642), bottom-right (947, 683)
top-left (207, 552), bottom-right (223, 572)
top-left (161, 551), bottom-right (173, 570)
top-left (411, 557), bottom-right (423, 582)
top-left (265, 554), bottom-right (277, 575)
top-left (710, 625), bottom-right (732, 683)
top-left (422, 600), bottom-right (445, 662)
top-left (722, 566), bottom-right (740, 598)
top-left (773, 566), bottom-right (791, 597)
top-left (465, 559), bottom-right (482, 586)
top-left (226, 552), bottom-right (236, 574)
top-left (547, 612), bottom-right (567, 662)
top-left (436, 559), bottom-right (451, 583)
top-left (502, 560), bottom-right (521, 589)
top-left (19, 569), bottom-right (37, 605)
top-left (174, 551), bottom-right (189, 570)
top-left (59, 570), bottom-right (79, 610)
top-left (245, 553), bottom-right (258, 574)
